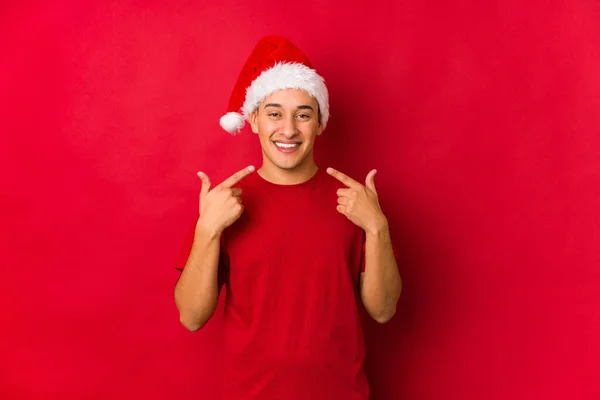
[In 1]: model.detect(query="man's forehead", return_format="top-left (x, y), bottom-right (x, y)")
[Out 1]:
top-left (265, 88), bottom-right (316, 100)
top-left (261, 89), bottom-right (318, 107)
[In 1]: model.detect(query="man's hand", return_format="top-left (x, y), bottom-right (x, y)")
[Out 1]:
top-left (195, 165), bottom-right (255, 237)
top-left (327, 167), bottom-right (388, 235)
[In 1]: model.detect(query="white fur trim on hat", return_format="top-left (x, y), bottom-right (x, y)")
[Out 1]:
top-left (241, 62), bottom-right (330, 129)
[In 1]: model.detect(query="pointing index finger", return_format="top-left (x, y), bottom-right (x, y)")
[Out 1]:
top-left (326, 167), bottom-right (362, 188)
top-left (216, 165), bottom-right (255, 189)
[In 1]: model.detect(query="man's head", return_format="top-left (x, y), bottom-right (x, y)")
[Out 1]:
top-left (219, 36), bottom-right (329, 136)
top-left (249, 88), bottom-right (323, 171)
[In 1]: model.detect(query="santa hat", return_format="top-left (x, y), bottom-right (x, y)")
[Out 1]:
top-left (219, 35), bottom-right (330, 134)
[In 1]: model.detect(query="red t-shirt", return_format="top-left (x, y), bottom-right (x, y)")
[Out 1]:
top-left (178, 167), bottom-right (382, 399)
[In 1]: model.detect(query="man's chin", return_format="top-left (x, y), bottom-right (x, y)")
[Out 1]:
top-left (269, 153), bottom-right (300, 169)
top-left (262, 148), bottom-right (313, 172)
top-left (273, 162), bottom-right (300, 171)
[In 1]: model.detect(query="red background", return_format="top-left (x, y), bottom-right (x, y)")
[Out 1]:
top-left (2, 1), bottom-right (599, 399)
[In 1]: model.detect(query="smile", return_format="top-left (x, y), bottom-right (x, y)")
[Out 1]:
top-left (273, 141), bottom-right (301, 154)
top-left (274, 142), bottom-right (300, 149)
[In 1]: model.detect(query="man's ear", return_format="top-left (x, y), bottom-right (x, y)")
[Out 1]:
top-left (249, 110), bottom-right (259, 134)
top-left (316, 115), bottom-right (324, 136)
top-left (316, 123), bottom-right (324, 136)
top-left (316, 108), bottom-right (324, 136)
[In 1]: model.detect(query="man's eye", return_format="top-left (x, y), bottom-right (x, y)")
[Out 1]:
top-left (297, 114), bottom-right (310, 119)
top-left (268, 113), bottom-right (280, 117)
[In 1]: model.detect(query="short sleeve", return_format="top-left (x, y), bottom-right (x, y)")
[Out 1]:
top-left (174, 224), bottom-right (230, 289)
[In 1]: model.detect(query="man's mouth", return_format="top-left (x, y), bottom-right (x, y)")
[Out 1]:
top-left (272, 141), bottom-right (301, 153)
top-left (274, 141), bottom-right (300, 149)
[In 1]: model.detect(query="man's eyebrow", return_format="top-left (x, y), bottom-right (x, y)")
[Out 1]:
top-left (263, 103), bottom-right (281, 108)
top-left (262, 103), bottom-right (315, 111)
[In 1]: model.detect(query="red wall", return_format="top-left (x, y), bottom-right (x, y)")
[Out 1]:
top-left (2, 1), bottom-right (599, 399)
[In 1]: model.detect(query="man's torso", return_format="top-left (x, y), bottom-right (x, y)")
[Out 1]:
top-left (220, 168), bottom-right (370, 400)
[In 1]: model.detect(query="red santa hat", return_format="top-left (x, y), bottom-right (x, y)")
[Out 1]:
top-left (219, 35), bottom-right (330, 134)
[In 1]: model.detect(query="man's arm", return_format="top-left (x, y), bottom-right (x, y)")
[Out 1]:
top-left (359, 220), bottom-right (402, 324)
top-left (174, 225), bottom-right (222, 332)
top-left (174, 165), bottom-right (254, 332)
top-left (326, 167), bottom-right (402, 323)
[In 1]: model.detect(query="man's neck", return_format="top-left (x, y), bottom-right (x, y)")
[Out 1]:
top-left (257, 161), bottom-right (319, 185)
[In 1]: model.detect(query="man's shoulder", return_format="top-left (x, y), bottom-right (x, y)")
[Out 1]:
top-left (315, 168), bottom-right (348, 193)
top-left (232, 169), bottom-right (261, 189)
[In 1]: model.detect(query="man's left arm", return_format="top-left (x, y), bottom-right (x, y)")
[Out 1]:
top-left (359, 220), bottom-right (402, 323)
top-left (327, 167), bottom-right (402, 324)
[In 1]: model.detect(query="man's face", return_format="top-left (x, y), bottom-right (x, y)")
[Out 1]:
top-left (249, 88), bottom-right (323, 171)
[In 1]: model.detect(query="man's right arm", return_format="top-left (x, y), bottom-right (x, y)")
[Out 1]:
top-left (174, 224), bottom-right (222, 332)
top-left (173, 165), bottom-right (254, 331)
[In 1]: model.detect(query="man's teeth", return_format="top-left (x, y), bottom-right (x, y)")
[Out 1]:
top-left (275, 142), bottom-right (299, 148)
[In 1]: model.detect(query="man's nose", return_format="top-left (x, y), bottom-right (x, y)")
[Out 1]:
top-left (281, 116), bottom-right (298, 138)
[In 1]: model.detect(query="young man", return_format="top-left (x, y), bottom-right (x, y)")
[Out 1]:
top-left (174, 36), bottom-right (402, 400)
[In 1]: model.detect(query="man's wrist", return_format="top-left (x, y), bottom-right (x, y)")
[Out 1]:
top-left (365, 215), bottom-right (390, 238)
top-left (195, 219), bottom-right (222, 242)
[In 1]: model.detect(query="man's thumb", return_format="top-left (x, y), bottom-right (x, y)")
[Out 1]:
top-left (365, 169), bottom-right (377, 194)
top-left (197, 171), bottom-right (211, 196)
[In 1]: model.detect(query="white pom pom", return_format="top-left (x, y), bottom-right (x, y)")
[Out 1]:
top-left (219, 112), bottom-right (245, 134)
